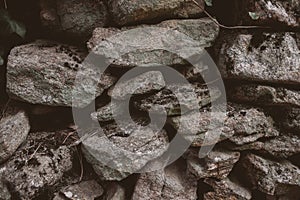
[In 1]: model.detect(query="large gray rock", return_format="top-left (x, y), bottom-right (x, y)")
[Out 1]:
top-left (169, 104), bottom-right (279, 146)
top-left (229, 84), bottom-right (300, 107)
top-left (135, 83), bottom-right (221, 116)
top-left (1, 131), bottom-right (73, 199)
top-left (232, 134), bottom-right (300, 158)
top-left (218, 32), bottom-right (300, 85)
top-left (186, 148), bottom-right (240, 179)
top-left (0, 103), bottom-right (30, 163)
top-left (242, 153), bottom-right (300, 195)
top-left (132, 162), bottom-right (198, 200)
top-left (239, 0), bottom-right (299, 28)
top-left (107, 0), bottom-right (204, 25)
top-left (204, 178), bottom-right (252, 200)
top-left (88, 18), bottom-right (219, 68)
top-left (40, 0), bottom-right (108, 38)
top-left (7, 40), bottom-right (116, 107)
top-left (82, 119), bottom-right (169, 181)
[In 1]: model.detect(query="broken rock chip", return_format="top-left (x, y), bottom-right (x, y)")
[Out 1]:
top-left (135, 83), bottom-right (221, 116)
top-left (239, 0), bottom-right (299, 28)
top-left (242, 153), bottom-right (300, 195)
top-left (108, 71), bottom-right (165, 100)
top-left (59, 180), bottom-right (104, 200)
top-left (203, 178), bottom-right (252, 200)
top-left (229, 84), bottom-right (300, 107)
top-left (88, 18), bottom-right (219, 68)
top-left (107, 0), bottom-right (204, 25)
top-left (7, 40), bottom-right (116, 107)
top-left (82, 119), bottom-right (169, 181)
top-left (218, 32), bottom-right (300, 85)
top-left (40, 0), bottom-right (108, 38)
top-left (0, 103), bottom-right (30, 163)
top-left (132, 162), bottom-right (198, 200)
top-left (1, 131), bottom-right (73, 199)
top-left (186, 148), bottom-right (240, 180)
top-left (169, 104), bottom-right (279, 146)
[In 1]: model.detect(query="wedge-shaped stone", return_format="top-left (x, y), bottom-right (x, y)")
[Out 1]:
top-left (107, 0), bottom-right (204, 25)
top-left (132, 162), bottom-right (198, 200)
top-left (7, 40), bottom-right (116, 107)
top-left (88, 18), bottom-right (219, 68)
top-left (186, 148), bottom-right (240, 179)
top-left (242, 153), bottom-right (300, 195)
top-left (218, 32), bottom-right (300, 85)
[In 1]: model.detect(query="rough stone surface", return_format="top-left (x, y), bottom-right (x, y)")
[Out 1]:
top-left (232, 134), bottom-right (300, 158)
top-left (88, 18), bottom-right (219, 68)
top-left (108, 71), bottom-right (165, 100)
top-left (135, 83), bottom-right (221, 116)
top-left (204, 178), bottom-right (252, 200)
top-left (218, 32), bottom-right (300, 85)
top-left (59, 180), bottom-right (104, 200)
top-left (107, 0), bottom-right (204, 25)
top-left (0, 131), bottom-right (73, 199)
top-left (91, 101), bottom-right (125, 122)
top-left (229, 84), bottom-right (300, 107)
top-left (242, 153), bottom-right (300, 195)
top-left (82, 119), bottom-right (169, 181)
top-left (278, 107), bottom-right (300, 131)
top-left (169, 104), bottom-right (279, 146)
top-left (239, 0), bottom-right (300, 27)
top-left (104, 183), bottom-right (126, 200)
top-left (0, 103), bottom-right (30, 163)
top-left (132, 162), bottom-right (198, 200)
top-left (40, 0), bottom-right (108, 38)
top-left (7, 40), bottom-right (116, 107)
top-left (0, 181), bottom-right (11, 200)
top-left (186, 148), bottom-right (240, 179)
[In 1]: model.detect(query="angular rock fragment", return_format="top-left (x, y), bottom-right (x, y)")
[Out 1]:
top-left (7, 40), bottom-right (116, 107)
top-left (0, 181), bottom-right (11, 200)
top-left (242, 153), bottom-right (300, 195)
top-left (239, 0), bottom-right (299, 28)
top-left (218, 32), bottom-right (300, 85)
top-left (107, 0), bottom-right (204, 25)
top-left (108, 71), bottom-right (165, 100)
top-left (91, 101), bottom-right (125, 122)
top-left (135, 83), bottom-right (221, 116)
top-left (232, 134), bottom-right (300, 158)
top-left (1, 131), bottom-right (73, 199)
top-left (59, 180), bottom-right (104, 200)
top-left (132, 162), bottom-right (198, 200)
top-left (229, 84), bottom-right (300, 107)
top-left (82, 119), bottom-right (169, 181)
top-left (40, 0), bottom-right (108, 38)
top-left (203, 178), bottom-right (252, 200)
top-left (169, 104), bottom-right (279, 146)
top-left (0, 103), bottom-right (30, 163)
top-left (186, 148), bottom-right (240, 179)
top-left (104, 183), bottom-right (126, 200)
top-left (88, 18), bottom-right (219, 68)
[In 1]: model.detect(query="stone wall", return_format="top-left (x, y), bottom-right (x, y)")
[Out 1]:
top-left (0, 0), bottom-right (299, 199)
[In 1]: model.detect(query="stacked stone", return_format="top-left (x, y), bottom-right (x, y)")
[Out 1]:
top-left (0, 0), bottom-right (299, 199)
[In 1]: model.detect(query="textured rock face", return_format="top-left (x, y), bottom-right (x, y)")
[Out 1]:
top-left (88, 18), bottom-right (219, 68)
top-left (0, 181), bottom-right (11, 200)
top-left (280, 107), bottom-right (300, 131)
top-left (204, 178), bottom-right (252, 200)
top-left (218, 32), bottom-right (300, 85)
top-left (40, 0), bottom-right (108, 37)
top-left (136, 83), bottom-right (221, 116)
top-left (242, 153), bottom-right (300, 195)
top-left (91, 101), bottom-right (124, 122)
top-left (107, 0), bottom-right (204, 25)
top-left (82, 119), bottom-right (169, 181)
top-left (7, 40), bottom-right (116, 107)
top-left (0, 131), bottom-right (73, 199)
top-left (132, 162), bottom-right (198, 200)
top-left (239, 0), bottom-right (300, 27)
top-left (186, 148), bottom-right (240, 179)
top-left (169, 104), bottom-right (279, 146)
top-left (104, 183), bottom-right (126, 200)
top-left (229, 84), bottom-right (300, 107)
top-left (0, 103), bottom-right (30, 163)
